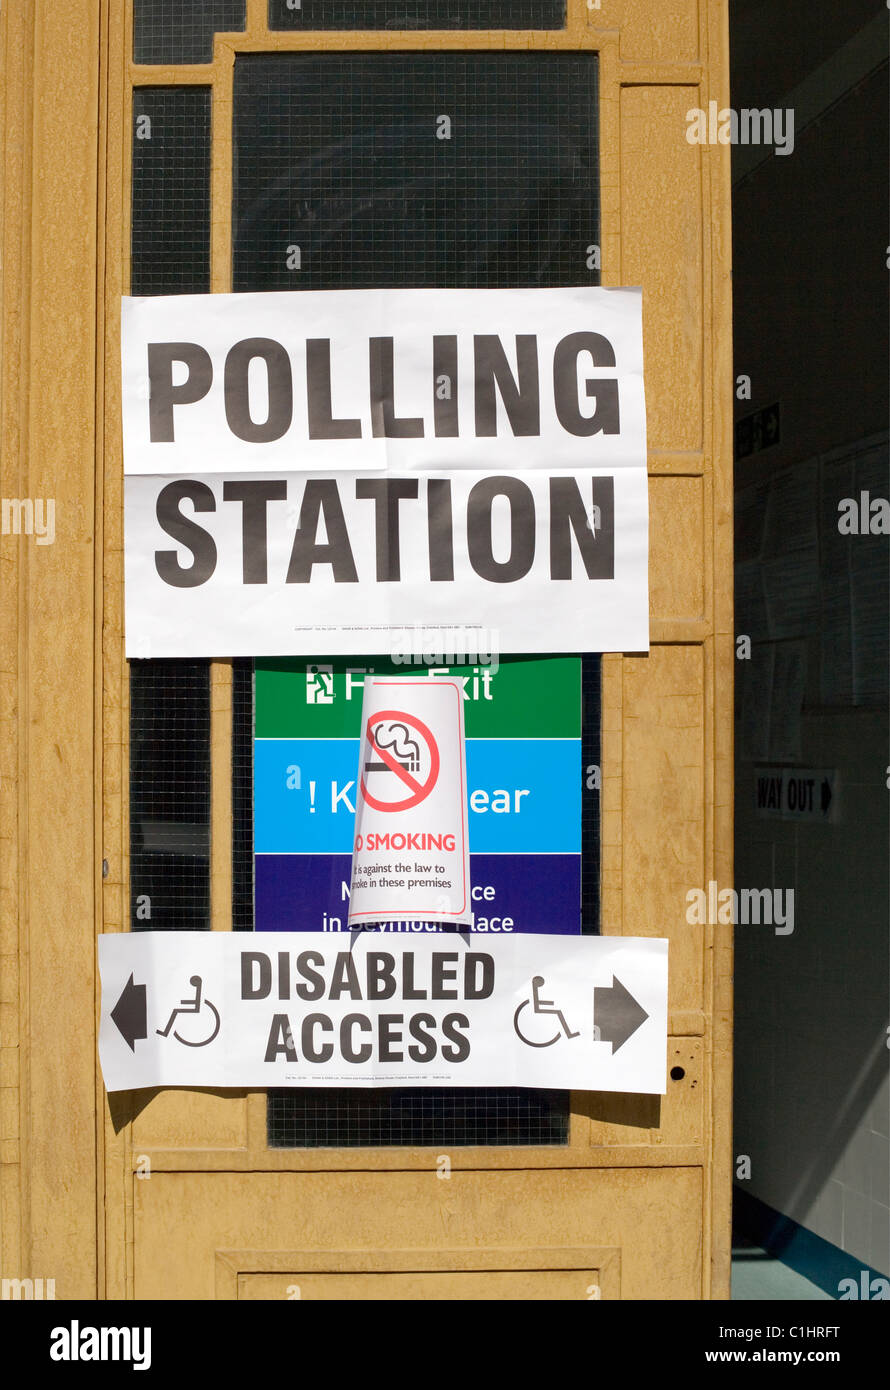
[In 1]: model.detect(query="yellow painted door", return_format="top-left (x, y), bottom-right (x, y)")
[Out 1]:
top-left (0, 0), bottom-right (733, 1302)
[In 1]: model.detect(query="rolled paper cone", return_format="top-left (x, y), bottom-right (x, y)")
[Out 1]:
top-left (348, 675), bottom-right (473, 929)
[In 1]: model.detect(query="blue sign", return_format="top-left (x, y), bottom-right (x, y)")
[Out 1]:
top-left (253, 656), bottom-right (584, 934)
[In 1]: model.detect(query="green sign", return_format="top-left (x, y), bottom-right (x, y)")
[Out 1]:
top-left (255, 654), bottom-right (580, 740)
top-left (254, 654), bottom-right (583, 935)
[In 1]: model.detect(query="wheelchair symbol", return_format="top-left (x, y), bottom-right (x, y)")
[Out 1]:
top-left (156, 975), bottom-right (220, 1048)
top-left (513, 976), bottom-right (580, 1048)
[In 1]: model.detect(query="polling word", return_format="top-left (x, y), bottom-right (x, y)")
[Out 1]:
top-left (148, 332), bottom-right (621, 443)
top-left (121, 287), bottom-right (646, 475)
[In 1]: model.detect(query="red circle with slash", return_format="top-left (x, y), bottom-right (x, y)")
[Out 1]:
top-left (360, 709), bottom-right (440, 812)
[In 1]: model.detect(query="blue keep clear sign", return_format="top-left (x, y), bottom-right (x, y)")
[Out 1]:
top-left (253, 655), bottom-right (584, 935)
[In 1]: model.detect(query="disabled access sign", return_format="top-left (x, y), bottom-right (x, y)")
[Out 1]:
top-left (98, 931), bottom-right (668, 1094)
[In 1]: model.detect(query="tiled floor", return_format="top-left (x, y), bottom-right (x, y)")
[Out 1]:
top-left (732, 1245), bottom-right (833, 1300)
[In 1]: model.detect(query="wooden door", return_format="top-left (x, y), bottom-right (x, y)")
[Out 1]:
top-left (0, 0), bottom-right (733, 1300)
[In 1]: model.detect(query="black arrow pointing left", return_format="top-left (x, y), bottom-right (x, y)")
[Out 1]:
top-left (111, 973), bottom-right (147, 1051)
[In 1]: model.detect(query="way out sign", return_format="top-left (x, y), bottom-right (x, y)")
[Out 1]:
top-left (754, 766), bottom-right (837, 822)
top-left (349, 678), bottom-right (472, 927)
top-left (98, 932), bottom-right (669, 1094)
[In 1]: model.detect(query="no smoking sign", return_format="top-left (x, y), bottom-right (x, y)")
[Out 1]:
top-left (349, 678), bottom-right (473, 927)
top-left (360, 710), bottom-right (440, 812)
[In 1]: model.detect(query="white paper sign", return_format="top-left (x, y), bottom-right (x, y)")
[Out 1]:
top-left (98, 931), bottom-right (669, 1094)
top-left (124, 466), bottom-right (648, 656)
top-left (121, 286), bottom-right (649, 657)
top-left (348, 677), bottom-right (472, 928)
top-left (121, 287), bottom-right (646, 475)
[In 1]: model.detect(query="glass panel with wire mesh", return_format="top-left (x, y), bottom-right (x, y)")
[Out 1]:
top-left (131, 88), bottom-right (212, 298)
top-left (130, 661), bottom-right (211, 930)
top-left (129, 87), bottom-right (213, 932)
top-left (231, 49), bottom-right (602, 1147)
top-left (232, 659), bottom-right (256, 933)
top-left (233, 51), bottom-right (599, 293)
top-left (134, 0), bottom-right (246, 65)
top-left (268, 1), bottom-right (566, 30)
top-left (235, 654), bottom-right (601, 1145)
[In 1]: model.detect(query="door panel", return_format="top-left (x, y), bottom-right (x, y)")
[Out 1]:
top-left (234, 1267), bottom-right (609, 1301)
top-left (132, 1169), bottom-right (703, 1300)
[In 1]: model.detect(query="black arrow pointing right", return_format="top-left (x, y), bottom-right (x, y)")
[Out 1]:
top-left (594, 976), bottom-right (649, 1053)
top-left (111, 973), bottom-right (147, 1052)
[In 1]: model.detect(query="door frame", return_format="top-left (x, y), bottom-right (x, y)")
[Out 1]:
top-left (0, 0), bottom-right (734, 1301)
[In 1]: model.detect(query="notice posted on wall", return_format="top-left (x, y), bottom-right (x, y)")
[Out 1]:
top-left (253, 653), bottom-right (584, 936)
top-left (347, 676), bottom-right (473, 928)
top-left (121, 286), bottom-right (649, 657)
top-left (98, 931), bottom-right (668, 1095)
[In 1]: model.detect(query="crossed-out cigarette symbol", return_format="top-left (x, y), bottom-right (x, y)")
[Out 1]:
top-left (364, 720), bottom-right (421, 775)
top-left (360, 709), bottom-right (440, 813)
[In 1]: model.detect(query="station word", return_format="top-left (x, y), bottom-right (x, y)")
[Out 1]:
top-left (152, 473), bottom-right (614, 588)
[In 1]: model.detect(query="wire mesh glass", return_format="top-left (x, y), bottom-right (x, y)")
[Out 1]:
top-left (129, 662), bottom-right (211, 930)
top-left (232, 659), bottom-right (256, 931)
top-left (233, 52), bottom-right (600, 293)
top-left (131, 88), bottom-right (211, 296)
top-left (268, 1087), bottom-right (571, 1147)
top-left (129, 86), bottom-right (212, 933)
top-left (134, 0), bottom-right (246, 65)
top-left (230, 49), bottom-right (601, 1146)
top-left (268, 0), bottom-right (566, 30)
